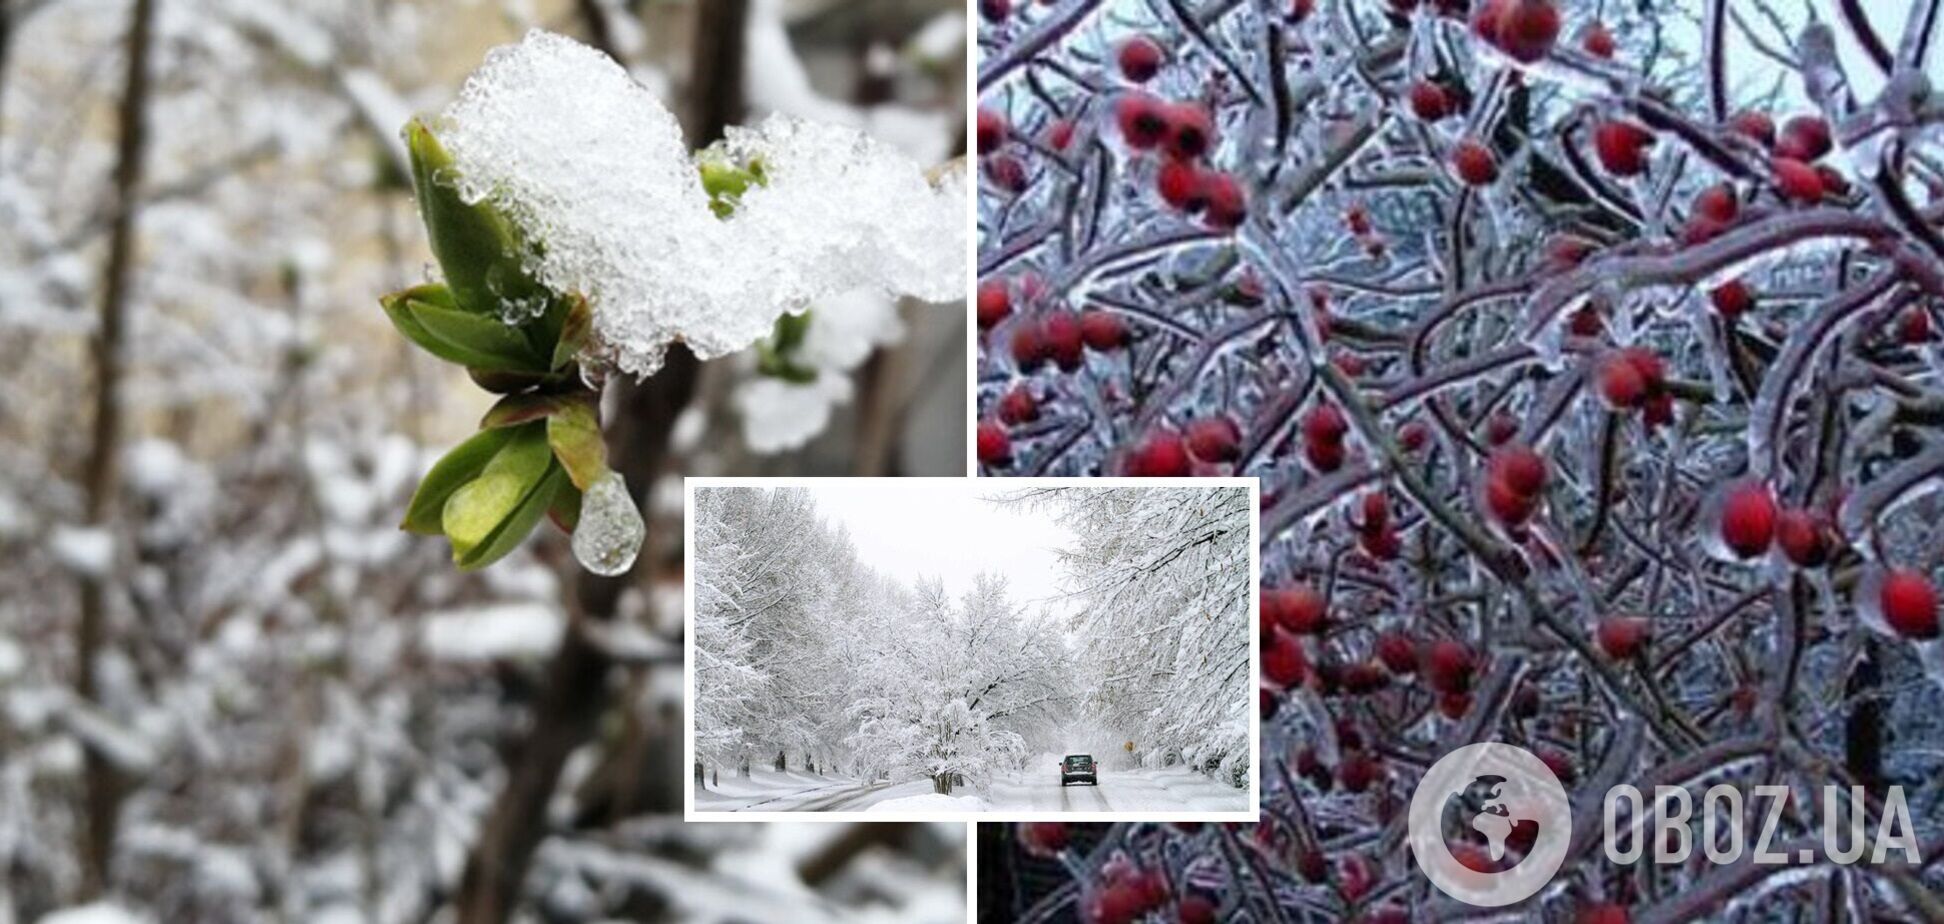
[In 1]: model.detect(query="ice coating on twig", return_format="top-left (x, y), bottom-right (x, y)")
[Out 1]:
top-left (434, 30), bottom-right (964, 377)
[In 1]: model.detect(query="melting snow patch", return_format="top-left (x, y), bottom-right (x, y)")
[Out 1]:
top-left (422, 603), bottom-right (562, 662)
top-left (433, 30), bottom-right (964, 377)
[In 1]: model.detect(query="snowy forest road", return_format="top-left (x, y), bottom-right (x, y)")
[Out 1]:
top-left (696, 766), bottom-right (1246, 813)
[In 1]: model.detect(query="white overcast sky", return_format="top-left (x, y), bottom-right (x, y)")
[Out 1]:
top-left (799, 479), bottom-right (1078, 609)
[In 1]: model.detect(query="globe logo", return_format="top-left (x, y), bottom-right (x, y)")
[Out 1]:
top-left (1408, 743), bottom-right (1571, 907)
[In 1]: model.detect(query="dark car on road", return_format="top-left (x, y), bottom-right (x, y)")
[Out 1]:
top-left (1059, 754), bottom-right (1097, 786)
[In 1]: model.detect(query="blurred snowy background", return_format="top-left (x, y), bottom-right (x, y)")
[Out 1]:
top-left (0, 0), bottom-right (967, 921)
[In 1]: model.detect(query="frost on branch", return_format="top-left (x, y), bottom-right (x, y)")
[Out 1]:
top-left (433, 29), bottom-right (965, 378)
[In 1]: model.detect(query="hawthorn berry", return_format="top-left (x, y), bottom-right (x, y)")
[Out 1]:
top-left (977, 421), bottom-right (1012, 468)
top-left (1730, 110), bottom-right (1776, 148)
top-left (1042, 310), bottom-right (1084, 372)
top-left (1900, 307), bottom-right (1932, 344)
top-left (1408, 80), bottom-right (1450, 121)
top-left (1577, 904), bottom-right (1630, 924)
top-left (1266, 583), bottom-right (1329, 635)
top-left (1263, 629), bottom-right (1308, 687)
top-left (1423, 639), bottom-right (1474, 694)
top-left (1046, 118), bottom-right (1075, 152)
top-left (1581, 22), bottom-right (1615, 58)
top-left (1115, 93), bottom-right (1170, 149)
top-left (1718, 482), bottom-right (1777, 559)
top-left (1694, 184), bottom-right (1740, 225)
top-left (1124, 429), bottom-right (1192, 477)
top-left (1488, 444), bottom-right (1548, 498)
top-left (1009, 323), bottom-right (1047, 373)
top-left (1773, 156), bottom-right (1824, 203)
top-left (1879, 570), bottom-right (1940, 640)
top-left (1157, 160), bottom-right (1208, 212)
top-left (1495, 0), bottom-right (1561, 63)
top-left (1201, 171), bottom-right (1247, 229)
top-left (1165, 103), bottom-right (1215, 160)
top-left (984, 154), bottom-right (1027, 193)
top-left (1176, 894), bottom-right (1218, 924)
top-left (1593, 120), bottom-right (1655, 177)
top-left (1774, 508), bottom-right (1831, 568)
top-left (1710, 279), bottom-right (1753, 319)
top-left (1117, 36), bottom-right (1164, 83)
top-left (976, 107), bottom-right (1008, 154)
top-left (1776, 114), bottom-right (1832, 161)
top-left (976, 280), bottom-right (1011, 329)
top-left (1185, 416), bottom-right (1243, 464)
top-left (1376, 631), bottom-right (1418, 674)
top-left (1452, 138), bottom-right (1499, 186)
top-left (997, 385), bottom-right (1038, 426)
top-left (1080, 309), bottom-right (1129, 351)
top-left (1597, 350), bottom-right (1650, 409)
top-left (1018, 821), bottom-right (1068, 857)
top-left (977, 0), bottom-right (1011, 23)
top-left (1596, 615), bottom-right (1651, 660)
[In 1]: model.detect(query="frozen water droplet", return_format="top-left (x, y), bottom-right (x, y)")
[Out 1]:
top-left (572, 470), bottom-right (643, 576)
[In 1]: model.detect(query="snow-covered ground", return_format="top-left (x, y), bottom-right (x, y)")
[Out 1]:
top-left (694, 766), bottom-right (1244, 813)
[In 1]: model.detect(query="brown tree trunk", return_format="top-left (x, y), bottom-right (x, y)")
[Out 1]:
top-left (72, 0), bottom-right (157, 897)
top-left (450, 3), bottom-right (743, 920)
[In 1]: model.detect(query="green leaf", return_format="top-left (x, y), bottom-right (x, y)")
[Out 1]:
top-left (400, 424), bottom-right (518, 535)
top-left (405, 298), bottom-right (547, 372)
top-left (546, 396), bottom-right (607, 491)
top-left (480, 392), bottom-right (569, 430)
top-left (550, 293), bottom-right (593, 371)
top-left (380, 285), bottom-right (516, 370)
top-left (405, 119), bottom-right (551, 319)
top-left (442, 422), bottom-right (557, 570)
top-left (697, 155), bottom-right (767, 218)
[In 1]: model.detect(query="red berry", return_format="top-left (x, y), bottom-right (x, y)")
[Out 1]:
top-left (1398, 420), bottom-right (1431, 453)
top-left (1880, 570), bottom-right (1940, 640)
top-left (1773, 156), bottom-right (1824, 203)
top-left (1452, 138), bottom-right (1499, 186)
top-left (1485, 412), bottom-right (1519, 445)
top-left (1424, 639), bottom-right (1474, 694)
top-left (1080, 309), bottom-right (1128, 351)
top-left (1009, 323), bottom-right (1047, 373)
top-left (1185, 416), bottom-right (1243, 464)
top-left (1577, 903), bottom-right (1630, 924)
top-left (1359, 490), bottom-right (1390, 534)
top-left (1018, 821), bottom-right (1068, 857)
top-left (1263, 630), bottom-right (1308, 687)
top-left (1488, 444), bottom-right (1548, 498)
top-left (1774, 508), bottom-right (1831, 568)
top-left (1376, 631), bottom-right (1418, 674)
top-left (1719, 482), bottom-right (1777, 558)
top-left (1596, 615), bottom-right (1651, 660)
top-left (1597, 350), bottom-right (1650, 409)
top-left (1042, 310), bottom-right (1084, 372)
top-left (1777, 115), bottom-right (1832, 161)
top-left (1496, 0), bottom-right (1561, 62)
top-left (1408, 80), bottom-right (1450, 121)
top-left (1338, 751), bottom-right (1381, 792)
top-left (1287, 0), bottom-right (1315, 22)
top-left (1157, 160), bottom-right (1208, 211)
top-left (1730, 111), bottom-right (1776, 148)
top-left (1548, 234), bottom-right (1595, 267)
top-left (1581, 22), bottom-right (1615, 58)
top-left (978, 0), bottom-right (1011, 23)
top-left (997, 385), bottom-right (1038, 426)
top-left (1358, 527), bottom-right (1401, 561)
top-left (1569, 304), bottom-right (1605, 338)
top-left (1341, 661), bottom-right (1389, 694)
top-left (1593, 120), bottom-right (1655, 176)
top-left (1484, 476), bottom-right (1536, 524)
top-left (1115, 93), bottom-right (1169, 149)
top-left (1694, 184), bottom-right (1740, 224)
top-left (976, 280), bottom-right (1011, 329)
top-left (1303, 403), bottom-right (1349, 444)
top-left (1201, 171), bottom-right (1247, 229)
top-left (1125, 429), bottom-right (1192, 477)
top-left (976, 107), bottom-right (1008, 154)
top-left (1438, 692), bottom-right (1473, 719)
top-left (1177, 895), bottom-right (1218, 924)
top-left (1047, 118), bottom-right (1075, 151)
top-left (984, 154), bottom-right (1027, 193)
top-left (1900, 307), bottom-right (1932, 344)
top-left (1117, 36), bottom-right (1164, 83)
top-left (1165, 103), bottom-right (1214, 160)
top-left (1711, 279), bottom-right (1753, 319)
top-left (977, 421), bottom-right (1012, 468)
top-left (1304, 438), bottom-right (1345, 472)
top-left (1345, 203), bottom-right (1372, 236)
top-left (1267, 584), bottom-right (1328, 635)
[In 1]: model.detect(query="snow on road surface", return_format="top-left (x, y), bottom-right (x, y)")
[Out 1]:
top-left (694, 766), bottom-right (1243, 813)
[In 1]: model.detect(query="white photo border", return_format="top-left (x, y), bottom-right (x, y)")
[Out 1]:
top-left (682, 475), bottom-right (1261, 823)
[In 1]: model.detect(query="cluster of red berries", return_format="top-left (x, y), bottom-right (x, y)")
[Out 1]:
top-left (1595, 346), bottom-right (1673, 427)
top-left (1472, 0), bottom-right (1561, 63)
top-left (1117, 89), bottom-right (1245, 230)
top-left (1079, 852), bottom-right (1173, 924)
top-left (1300, 403), bottom-right (1349, 472)
top-left (975, 276), bottom-right (1130, 470)
top-left (1481, 443), bottom-right (1547, 530)
top-left (1353, 489), bottom-right (1401, 560)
